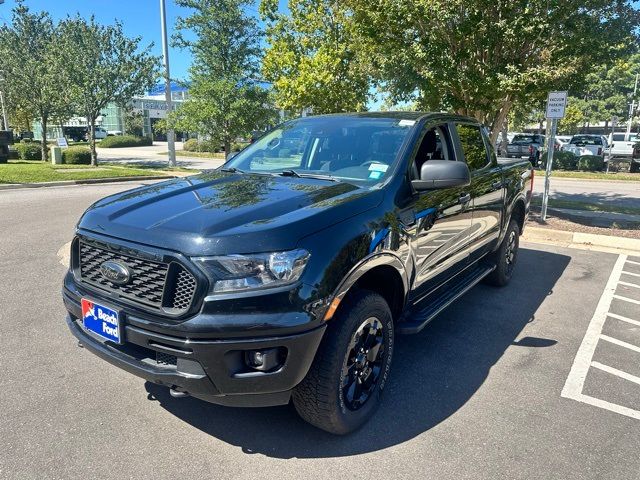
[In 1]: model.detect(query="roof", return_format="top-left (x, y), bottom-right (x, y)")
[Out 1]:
top-left (302, 111), bottom-right (479, 123)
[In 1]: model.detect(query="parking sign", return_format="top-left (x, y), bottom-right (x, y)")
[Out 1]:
top-left (546, 91), bottom-right (567, 119)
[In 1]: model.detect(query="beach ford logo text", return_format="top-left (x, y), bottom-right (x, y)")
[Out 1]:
top-left (99, 261), bottom-right (131, 285)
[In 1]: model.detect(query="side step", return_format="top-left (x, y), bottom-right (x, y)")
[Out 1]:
top-left (397, 264), bottom-right (496, 335)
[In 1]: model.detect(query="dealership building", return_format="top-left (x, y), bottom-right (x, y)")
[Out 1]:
top-left (33, 82), bottom-right (189, 141)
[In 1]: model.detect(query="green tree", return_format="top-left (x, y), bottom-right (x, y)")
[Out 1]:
top-left (0, 1), bottom-right (69, 160)
top-left (123, 108), bottom-right (145, 137)
top-left (348, 0), bottom-right (640, 144)
top-left (558, 101), bottom-right (585, 135)
top-left (54, 16), bottom-right (159, 165)
top-left (259, 0), bottom-right (370, 114)
top-left (171, 0), bottom-right (276, 159)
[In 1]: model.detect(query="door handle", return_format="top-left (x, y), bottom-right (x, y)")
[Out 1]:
top-left (458, 193), bottom-right (471, 204)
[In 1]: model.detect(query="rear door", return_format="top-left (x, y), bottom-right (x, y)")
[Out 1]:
top-left (452, 122), bottom-right (504, 263)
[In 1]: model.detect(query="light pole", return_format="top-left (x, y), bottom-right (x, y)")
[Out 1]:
top-left (160, 0), bottom-right (176, 167)
top-left (0, 72), bottom-right (8, 131)
top-left (626, 73), bottom-right (639, 138)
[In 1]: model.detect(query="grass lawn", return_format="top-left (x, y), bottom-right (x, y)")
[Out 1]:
top-left (0, 160), bottom-right (176, 184)
top-left (539, 170), bottom-right (640, 181)
top-left (530, 197), bottom-right (640, 216)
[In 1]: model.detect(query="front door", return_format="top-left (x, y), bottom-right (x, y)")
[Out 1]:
top-left (403, 123), bottom-right (473, 304)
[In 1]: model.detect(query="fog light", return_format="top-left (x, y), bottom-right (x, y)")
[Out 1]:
top-left (245, 347), bottom-right (283, 372)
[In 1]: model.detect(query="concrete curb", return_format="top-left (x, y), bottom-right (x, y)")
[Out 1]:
top-left (0, 175), bottom-right (174, 191)
top-left (523, 226), bottom-right (640, 254)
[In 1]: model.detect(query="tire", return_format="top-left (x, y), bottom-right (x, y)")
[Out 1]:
top-left (485, 219), bottom-right (520, 287)
top-left (631, 162), bottom-right (640, 173)
top-left (292, 290), bottom-right (394, 435)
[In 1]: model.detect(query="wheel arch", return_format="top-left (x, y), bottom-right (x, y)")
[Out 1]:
top-left (324, 253), bottom-right (408, 323)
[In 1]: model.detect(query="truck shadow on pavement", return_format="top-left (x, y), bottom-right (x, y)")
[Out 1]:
top-left (145, 247), bottom-right (570, 458)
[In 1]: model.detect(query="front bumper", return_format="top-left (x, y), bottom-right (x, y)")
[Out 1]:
top-left (63, 285), bottom-right (326, 407)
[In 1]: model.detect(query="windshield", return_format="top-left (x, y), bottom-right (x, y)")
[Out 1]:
top-left (570, 135), bottom-right (602, 145)
top-left (511, 134), bottom-right (541, 144)
top-left (224, 116), bottom-right (416, 182)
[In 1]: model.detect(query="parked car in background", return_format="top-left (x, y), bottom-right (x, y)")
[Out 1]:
top-left (555, 135), bottom-right (572, 150)
top-left (107, 130), bottom-right (123, 136)
top-left (607, 132), bottom-right (638, 161)
top-left (62, 126), bottom-right (88, 142)
top-left (566, 135), bottom-right (605, 157)
top-left (62, 112), bottom-right (533, 434)
top-left (506, 133), bottom-right (545, 165)
top-left (94, 127), bottom-right (108, 140)
top-left (630, 143), bottom-right (640, 172)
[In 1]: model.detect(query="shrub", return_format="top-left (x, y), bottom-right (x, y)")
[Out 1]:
top-left (62, 147), bottom-right (92, 165)
top-left (182, 138), bottom-right (221, 153)
top-left (15, 142), bottom-right (42, 160)
top-left (183, 138), bottom-right (199, 152)
top-left (577, 155), bottom-right (605, 172)
top-left (232, 141), bottom-right (249, 152)
top-left (552, 150), bottom-right (578, 170)
top-left (99, 135), bottom-right (153, 148)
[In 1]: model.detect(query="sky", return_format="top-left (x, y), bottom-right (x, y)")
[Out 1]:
top-left (0, 0), bottom-right (386, 108)
top-left (0, 0), bottom-right (284, 81)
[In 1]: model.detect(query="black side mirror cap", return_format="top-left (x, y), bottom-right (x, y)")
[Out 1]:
top-left (411, 160), bottom-right (471, 191)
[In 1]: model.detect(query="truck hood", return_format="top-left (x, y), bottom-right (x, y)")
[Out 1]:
top-left (78, 171), bottom-right (382, 256)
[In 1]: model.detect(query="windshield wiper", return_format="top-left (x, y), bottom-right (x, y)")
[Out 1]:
top-left (220, 167), bottom-right (244, 174)
top-left (279, 170), bottom-right (339, 182)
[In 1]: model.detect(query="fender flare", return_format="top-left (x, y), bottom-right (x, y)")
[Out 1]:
top-left (323, 252), bottom-right (409, 320)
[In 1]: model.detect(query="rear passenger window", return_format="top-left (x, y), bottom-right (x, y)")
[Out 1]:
top-left (455, 124), bottom-right (490, 171)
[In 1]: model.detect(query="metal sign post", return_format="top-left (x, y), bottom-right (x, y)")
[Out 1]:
top-left (541, 91), bottom-right (567, 221)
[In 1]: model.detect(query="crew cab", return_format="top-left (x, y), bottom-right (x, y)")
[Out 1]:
top-left (609, 133), bottom-right (638, 160)
top-left (506, 133), bottom-right (544, 165)
top-left (567, 134), bottom-right (606, 157)
top-left (62, 113), bottom-right (533, 434)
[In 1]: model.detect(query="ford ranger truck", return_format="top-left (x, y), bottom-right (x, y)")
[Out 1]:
top-left (63, 113), bottom-right (533, 435)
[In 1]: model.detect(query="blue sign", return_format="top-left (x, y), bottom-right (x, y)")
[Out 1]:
top-left (82, 299), bottom-right (121, 344)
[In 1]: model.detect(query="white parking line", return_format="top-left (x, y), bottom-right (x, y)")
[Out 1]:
top-left (618, 281), bottom-right (640, 289)
top-left (600, 334), bottom-right (640, 353)
top-left (612, 294), bottom-right (640, 305)
top-left (622, 271), bottom-right (640, 278)
top-left (626, 260), bottom-right (640, 266)
top-left (562, 255), bottom-right (626, 396)
top-left (591, 362), bottom-right (640, 386)
top-left (608, 312), bottom-right (640, 327)
top-left (561, 254), bottom-right (640, 421)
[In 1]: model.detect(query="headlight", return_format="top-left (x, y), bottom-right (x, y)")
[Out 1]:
top-left (193, 249), bottom-right (310, 294)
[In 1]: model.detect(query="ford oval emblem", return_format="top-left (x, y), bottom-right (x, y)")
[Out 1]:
top-left (100, 261), bottom-right (132, 285)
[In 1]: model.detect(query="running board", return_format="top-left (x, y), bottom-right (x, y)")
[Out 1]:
top-left (398, 264), bottom-right (496, 335)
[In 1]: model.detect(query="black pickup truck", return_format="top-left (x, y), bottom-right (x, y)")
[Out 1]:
top-left (63, 113), bottom-right (533, 434)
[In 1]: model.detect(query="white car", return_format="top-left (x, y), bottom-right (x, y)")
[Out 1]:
top-left (607, 132), bottom-right (638, 160)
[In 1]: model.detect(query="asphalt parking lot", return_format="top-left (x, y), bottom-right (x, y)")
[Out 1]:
top-left (1, 182), bottom-right (639, 480)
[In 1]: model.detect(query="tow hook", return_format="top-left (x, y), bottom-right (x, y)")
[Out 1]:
top-left (169, 387), bottom-right (189, 398)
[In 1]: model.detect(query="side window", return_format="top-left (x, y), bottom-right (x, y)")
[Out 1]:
top-left (412, 124), bottom-right (454, 178)
top-left (455, 124), bottom-right (490, 171)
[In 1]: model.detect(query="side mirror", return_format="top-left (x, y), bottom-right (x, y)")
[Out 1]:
top-left (411, 160), bottom-right (471, 191)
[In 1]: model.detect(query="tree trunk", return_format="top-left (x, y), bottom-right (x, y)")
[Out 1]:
top-left (88, 115), bottom-right (98, 166)
top-left (500, 117), bottom-right (508, 157)
top-left (224, 139), bottom-right (232, 161)
top-left (489, 98), bottom-right (512, 147)
top-left (41, 114), bottom-right (49, 162)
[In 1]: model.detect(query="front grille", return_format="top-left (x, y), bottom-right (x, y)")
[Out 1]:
top-left (77, 240), bottom-right (198, 315)
top-left (156, 351), bottom-right (177, 366)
